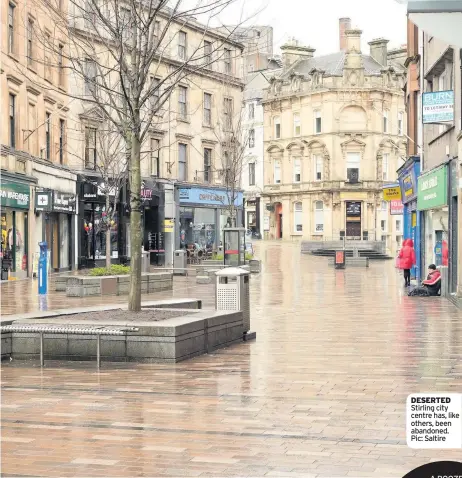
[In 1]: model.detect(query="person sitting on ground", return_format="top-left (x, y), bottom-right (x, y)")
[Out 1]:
top-left (408, 264), bottom-right (441, 297)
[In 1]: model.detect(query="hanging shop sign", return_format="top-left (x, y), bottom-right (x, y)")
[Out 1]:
top-left (53, 191), bottom-right (76, 213)
top-left (35, 189), bottom-right (53, 211)
top-left (0, 180), bottom-right (30, 209)
top-left (417, 165), bottom-right (448, 211)
top-left (383, 184), bottom-right (402, 201)
top-left (163, 219), bottom-right (174, 232)
top-left (398, 162), bottom-right (418, 204)
top-left (422, 90), bottom-right (454, 124)
top-left (390, 199), bottom-right (404, 216)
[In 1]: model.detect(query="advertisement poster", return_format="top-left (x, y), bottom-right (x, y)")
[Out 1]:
top-left (422, 90), bottom-right (454, 123)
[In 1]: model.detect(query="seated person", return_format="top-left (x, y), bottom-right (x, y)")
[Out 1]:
top-left (422, 264), bottom-right (441, 295)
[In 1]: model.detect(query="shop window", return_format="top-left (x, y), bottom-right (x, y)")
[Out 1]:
top-left (179, 206), bottom-right (216, 252)
top-left (1, 210), bottom-right (27, 279)
top-left (294, 202), bottom-right (302, 232)
top-left (315, 201), bottom-right (324, 232)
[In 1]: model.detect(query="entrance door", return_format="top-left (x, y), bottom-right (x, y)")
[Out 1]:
top-left (345, 201), bottom-right (362, 239)
top-left (279, 214), bottom-right (283, 239)
top-left (346, 221), bottom-right (361, 238)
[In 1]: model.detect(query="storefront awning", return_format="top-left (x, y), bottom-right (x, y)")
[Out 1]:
top-left (397, 0), bottom-right (462, 46)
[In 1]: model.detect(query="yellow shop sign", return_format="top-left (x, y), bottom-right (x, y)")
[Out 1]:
top-left (383, 186), bottom-right (402, 201)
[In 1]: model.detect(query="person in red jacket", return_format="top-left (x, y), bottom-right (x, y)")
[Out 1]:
top-left (422, 264), bottom-right (442, 296)
top-left (399, 238), bottom-right (416, 287)
top-left (442, 240), bottom-right (449, 267)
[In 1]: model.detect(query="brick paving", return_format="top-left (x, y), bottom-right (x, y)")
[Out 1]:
top-left (1, 242), bottom-right (462, 477)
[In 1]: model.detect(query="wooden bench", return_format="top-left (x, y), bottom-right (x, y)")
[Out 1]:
top-left (1, 324), bottom-right (139, 368)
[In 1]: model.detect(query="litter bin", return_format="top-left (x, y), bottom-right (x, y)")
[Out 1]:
top-left (215, 267), bottom-right (250, 334)
top-left (173, 249), bottom-right (187, 275)
top-left (334, 250), bottom-right (346, 269)
top-left (141, 250), bottom-right (150, 273)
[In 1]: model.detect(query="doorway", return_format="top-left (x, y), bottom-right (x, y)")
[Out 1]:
top-left (345, 201), bottom-right (362, 239)
top-left (274, 203), bottom-right (283, 239)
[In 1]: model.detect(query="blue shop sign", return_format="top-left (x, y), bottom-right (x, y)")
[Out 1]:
top-left (398, 160), bottom-right (419, 204)
top-left (179, 187), bottom-right (243, 207)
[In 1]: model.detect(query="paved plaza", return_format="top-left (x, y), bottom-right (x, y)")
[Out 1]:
top-left (1, 242), bottom-right (462, 477)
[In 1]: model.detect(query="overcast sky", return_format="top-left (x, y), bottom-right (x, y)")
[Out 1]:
top-left (215, 0), bottom-right (408, 55)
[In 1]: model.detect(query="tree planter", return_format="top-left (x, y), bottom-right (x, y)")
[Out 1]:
top-left (65, 272), bottom-right (173, 297)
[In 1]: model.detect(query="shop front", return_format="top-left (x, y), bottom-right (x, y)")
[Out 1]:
top-left (141, 180), bottom-right (165, 266)
top-left (417, 164), bottom-right (449, 273)
top-left (177, 186), bottom-right (243, 253)
top-left (0, 178), bottom-right (32, 280)
top-left (398, 156), bottom-right (421, 280)
top-left (78, 178), bottom-right (125, 268)
top-left (35, 189), bottom-right (76, 272)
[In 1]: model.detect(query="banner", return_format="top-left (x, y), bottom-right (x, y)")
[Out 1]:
top-left (390, 200), bottom-right (404, 215)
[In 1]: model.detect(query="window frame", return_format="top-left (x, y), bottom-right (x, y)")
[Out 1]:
top-left (383, 110), bottom-right (389, 133)
top-left (178, 85), bottom-right (187, 120)
top-left (59, 119), bottom-right (65, 164)
top-left (9, 94), bottom-right (16, 148)
top-left (294, 202), bottom-right (303, 233)
top-left (45, 112), bottom-right (52, 160)
top-left (203, 147), bottom-right (212, 183)
top-left (314, 111), bottom-right (322, 134)
top-left (293, 157), bottom-right (301, 183)
top-left (27, 17), bottom-right (34, 67)
top-left (249, 162), bottom-right (255, 186)
top-left (398, 111), bottom-right (403, 136)
top-left (248, 102), bottom-right (255, 120)
top-left (315, 155), bottom-right (323, 181)
top-left (178, 31), bottom-right (187, 60)
top-left (224, 48), bottom-right (232, 74)
top-left (84, 127), bottom-right (97, 170)
top-left (293, 112), bottom-right (301, 137)
top-left (223, 98), bottom-right (233, 130)
top-left (8, 3), bottom-right (15, 55)
top-left (204, 40), bottom-right (212, 67)
top-left (203, 92), bottom-right (212, 126)
top-left (382, 153), bottom-right (389, 181)
top-left (274, 159), bottom-right (281, 184)
top-left (149, 76), bottom-right (160, 110)
top-left (346, 152), bottom-right (360, 183)
top-left (314, 201), bottom-right (324, 233)
top-left (248, 129), bottom-right (255, 148)
top-left (178, 143), bottom-right (187, 181)
top-left (85, 58), bottom-right (97, 96)
top-left (151, 137), bottom-right (160, 177)
top-left (58, 44), bottom-right (64, 87)
top-left (274, 116), bottom-right (281, 139)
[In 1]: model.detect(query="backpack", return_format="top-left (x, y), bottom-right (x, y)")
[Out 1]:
top-left (408, 287), bottom-right (430, 297)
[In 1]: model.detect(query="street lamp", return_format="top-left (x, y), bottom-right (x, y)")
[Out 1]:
top-left (396, 0), bottom-right (462, 46)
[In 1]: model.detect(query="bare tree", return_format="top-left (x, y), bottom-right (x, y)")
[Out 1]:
top-left (24, 0), bottom-right (249, 310)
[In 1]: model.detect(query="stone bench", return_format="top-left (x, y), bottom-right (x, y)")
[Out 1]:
top-left (66, 272), bottom-right (173, 297)
top-left (55, 275), bottom-right (75, 292)
top-left (327, 257), bottom-right (369, 267)
top-left (196, 275), bottom-right (212, 284)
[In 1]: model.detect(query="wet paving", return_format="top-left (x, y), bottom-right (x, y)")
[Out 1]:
top-left (1, 242), bottom-right (462, 477)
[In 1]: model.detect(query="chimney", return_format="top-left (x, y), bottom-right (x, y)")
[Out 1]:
top-left (368, 38), bottom-right (389, 67)
top-left (280, 38), bottom-right (316, 68)
top-left (339, 17), bottom-right (351, 51)
top-left (344, 29), bottom-right (363, 70)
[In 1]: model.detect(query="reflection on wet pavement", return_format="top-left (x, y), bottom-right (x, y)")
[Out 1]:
top-left (1, 242), bottom-right (462, 477)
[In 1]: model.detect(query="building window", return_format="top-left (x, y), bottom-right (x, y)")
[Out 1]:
top-left (59, 119), bottom-right (65, 164)
top-left (58, 44), bottom-right (64, 86)
top-left (294, 202), bottom-right (303, 232)
top-left (346, 152), bottom-right (360, 183)
top-left (85, 127), bottom-right (97, 169)
top-left (8, 4), bottom-right (15, 54)
top-left (44, 32), bottom-right (52, 81)
top-left (204, 40), bottom-right (212, 67)
top-left (293, 158), bottom-right (301, 183)
top-left (203, 148), bottom-right (212, 183)
top-left (315, 155), bottom-right (323, 181)
top-left (120, 7), bottom-right (132, 42)
top-left (27, 18), bottom-right (34, 67)
top-left (274, 116), bottom-right (281, 139)
top-left (154, 20), bottom-right (160, 43)
top-left (381, 220), bottom-right (386, 232)
top-left (149, 76), bottom-right (160, 110)
top-left (293, 113), bottom-right (301, 136)
top-left (45, 113), bottom-right (51, 160)
top-left (179, 143), bottom-right (187, 181)
top-left (9, 94), bottom-right (16, 148)
top-left (224, 48), bottom-right (232, 74)
top-left (248, 129), bottom-right (255, 148)
top-left (274, 159), bottom-right (281, 184)
top-left (178, 31), bottom-right (187, 60)
top-left (383, 110), bottom-right (389, 133)
top-left (315, 201), bottom-right (324, 232)
top-left (85, 59), bottom-right (97, 96)
top-left (151, 138), bottom-right (160, 177)
top-left (382, 153), bottom-right (389, 180)
top-left (314, 111), bottom-right (322, 134)
top-left (396, 219), bottom-right (401, 231)
top-left (203, 93), bottom-right (212, 126)
top-left (382, 200), bottom-right (387, 211)
top-left (178, 86), bottom-right (187, 120)
top-left (398, 112), bottom-right (403, 136)
top-left (249, 102), bottom-right (255, 120)
top-left (249, 162), bottom-right (255, 186)
top-left (223, 98), bottom-right (233, 130)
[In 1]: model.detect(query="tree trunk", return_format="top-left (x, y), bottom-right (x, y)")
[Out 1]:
top-left (106, 194), bottom-right (111, 270)
top-left (128, 133), bottom-right (142, 311)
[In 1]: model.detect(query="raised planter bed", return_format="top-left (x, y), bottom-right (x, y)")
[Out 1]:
top-left (2, 306), bottom-right (244, 363)
top-left (65, 272), bottom-right (173, 297)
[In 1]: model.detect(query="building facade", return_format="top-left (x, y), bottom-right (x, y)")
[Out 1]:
top-left (1, 0), bottom-right (77, 279)
top-left (261, 19), bottom-right (407, 255)
top-left (404, 24), bottom-right (462, 295)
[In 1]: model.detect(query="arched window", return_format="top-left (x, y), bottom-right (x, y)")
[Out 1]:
top-left (294, 202), bottom-right (303, 233)
top-left (314, 201), bottom-right (324, 233)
